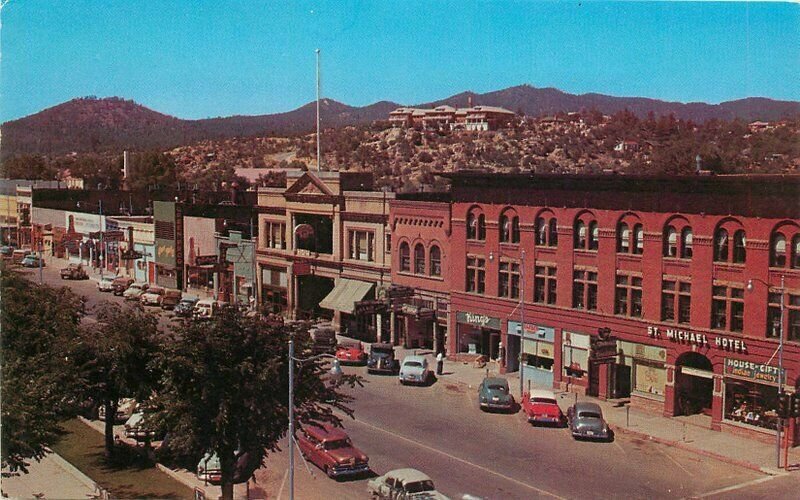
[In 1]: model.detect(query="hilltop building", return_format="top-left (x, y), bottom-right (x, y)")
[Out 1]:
top-left (389, 105), bottom-right (515, 131)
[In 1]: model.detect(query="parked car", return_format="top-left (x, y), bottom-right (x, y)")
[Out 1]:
top-left (174, 295), bottom-right (199, 317)
top-left (140, 285), bottom-right (165, 306)
top-left (112, 277), bottom-right (135, 296)
top-left (21, 255), bottom-right (44, 268)
top-left (196, 450), bottom-right (258, 485)
top-left (61, 263), bottom-right (88, 280)
top-left (297, 424), bottom-right (370, 479)
top-left (11, 249), bottom-right (30, 264)
top-left (160, 289), bottom-right (182, 309)
top-left (123, 412), bottom-right (159, 442)
top-left (123, 282), bottom-right (149, 301)
top-left (310, 325), bottom-right (337, 354)
top-left (97, 276), bottom-right (116, 291)
top-left (367, 468), bottom-right (449, 499)
top-left (399, 355), bottom-right (433, 386)
top-left (197, 452), bottom-right (223, 484)
top-left (477, 377), bottom-right (515, 412)
top-left (335, 342), bottom-right (368, 365)
top-left (193, 298), bottom-right (224, 319)
top-left (0, 245), bottom-right (15, 258)
top-left (567, 401), bottom-right (611, 441)
top-left (366, 342), bottom-right (399, 374)
top-left (97, 398), bottom-right (137, 423)
top-left (522, 389), bottom-right (565, 426)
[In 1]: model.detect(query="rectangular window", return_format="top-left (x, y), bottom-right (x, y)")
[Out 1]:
top-left (348, 230), bottom-right (374, 262)
top-left (385, 233), bottom-right (391, 254)
top-left (572, 269), bottom-right (597, 311)
top-left (265, 221), bottom-right (286, 250)
top-left (769, 293), bottom-right (800, 341)
top-left (534, 265), bottom-right (557, 305)
top-left (712, 284), bottom-right (744, 333)
top-left (499, 261), bottom-right (520, 299)
top-left (662, 280), bottom-right (691, 324)
top-left (466, 256), bottom-right (486, 295)
top-left (615, 274), bottom-right (643, 318)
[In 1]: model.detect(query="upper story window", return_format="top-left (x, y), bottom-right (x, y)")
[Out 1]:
top-left (614, 274), bottom-right (643, 318)
top-left (617, 216), bottom-right (643, 255)
top-left (663, 218), bottom-right (693, 259)
top-left (498, 261), bottom-right (520, 299)
top-left (572, 269), bottom-right (598, 311)
top-left (770, 224), bottom-right (800, 269)
top-left (534, 265), bottom-right (557, 305)
top-left (348, 230), bottom-right (375, 262)
top-left (414, 243), bottom-right (425, 274)
top-left (535, 214), bottom-right (558, 247)
top-left (768, 293), bottom-right (800, 341)
top-left (711, 284), bottom-right (744, 333)
top-left (399, 242), bottom-right (410, 272)
top-left (264, 221), bottom-right (286, 250)
top-left (466, 256), bottom-right (486, 294)
top-left (574, 215), bottom-right (599, 251)
top-left (714, 220), bottom-right (746, 264)
top-left (499, 210), bottom-right (520, 244)
top-left (467, 209), bottom-right (486, 241)
top-left (662, 280), bottom-right (691, 324)
top-left (429, 245), bottom-right (442, 276)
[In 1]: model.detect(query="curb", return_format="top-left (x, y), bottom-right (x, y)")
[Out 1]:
top-left (44, 450), bottom-right (99, 491)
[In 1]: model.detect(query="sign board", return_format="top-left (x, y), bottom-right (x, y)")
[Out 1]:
top-left (456, 311), bottom-right (501, 330)
top-left (647, 326), bottom-right (747, 353)
top-left (354, 299), bottom-right (387, 315)
top-left (725, 358), bottom-right (785, 385)
top-left (293, 261), bottom-right (312, 276)
top-left (590, 338), bottom-right (618, 361)
top-left (194, 255), bottom-right (218, 266)
top-left (294, 223), bottom-right (315, 241)
top-left (387, 285), bottom-right (415, 299)
top-left (120, 249), bottom-right (143, 261)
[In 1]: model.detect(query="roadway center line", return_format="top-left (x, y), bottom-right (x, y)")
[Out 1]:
top-left (692, 475), bottom-right (775, 499)
top-left (352, 416), bottom-right (566, 499)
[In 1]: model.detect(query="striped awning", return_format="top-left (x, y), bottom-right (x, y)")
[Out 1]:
top-left (319, 278), bottom-right (374, 314)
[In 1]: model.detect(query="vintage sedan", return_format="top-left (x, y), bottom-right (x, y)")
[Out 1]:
top-left (522, 389), bottom-right (565, 426)
top-left (366, 342), bottom-right (399, 374)
top-left (173, 296), bottom-right (199, 317)
top-left (567, 401), bottom-right (611, 441)
top-left (97, 276), bottom-right (116, 292)
top-left (368, 468), bottom-right (449, 499)
top-left (97, 398), bottom-right (137, 423)
top-left (123, 282), bottom-right (149, 301)
top-left (112, 277), bottom-right (135, 296)
top-left (297, 424), bottom-right (370, 479)
top-left (123, 412), bottom-right (159, 442)
top-left (21, 255), bottom-right (44, 268)
top-left (477, 377), bottom-right (514, 411)
top-left (140, 286), bottom-right (165, 306)
top-left (335, 342), bottom-right (368, 365)
top-left (399, 355), bottom-right (433, 386)
top-left (61, 264), bottom-right (88, 280)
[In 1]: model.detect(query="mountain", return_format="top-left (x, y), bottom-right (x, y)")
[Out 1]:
top-left (3, 86), bottom-right (799, 158)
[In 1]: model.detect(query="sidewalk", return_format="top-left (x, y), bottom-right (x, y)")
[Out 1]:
top-left (353, 338), bottom-right (800, 476)
top-left (1, 451), bottom-right (100, 499)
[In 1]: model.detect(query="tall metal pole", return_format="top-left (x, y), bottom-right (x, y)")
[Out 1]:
top-left (519, 250), bottom-right (525, 397)
top-left (315, 48), bottom-right (321, 172)
top-left (99, 200), bottom-right (104, 279)
top-left (38, 236), bottom-right (43, 285)
top-left (777, 274), bottom-right (785, 469)
top-left (288, 339), bottom-right (295, 500)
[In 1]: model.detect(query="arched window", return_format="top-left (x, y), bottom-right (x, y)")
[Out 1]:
top-left (714, 228), bottom-right (729, 262)
top-left (429, 245), bottom-right (441, 276)
top-left (664, 226), bottom-right (678, 257)
top-left (477, 214), bottom-right (486, 240)
top-left (536, 217), bottom-right (547, 245)
top-left (589, 221), bottom-right (599, 250)
top-left (511, 216), bottom-right (520, 243)
top-left (467, 211), bottom-right (477, 240)
top-left (633, 224), bottom-right (644, 254)
top-left (681, 227), bottom-right (693, 258)
top-left (399, 242), bottom-right (410, 272)
top-left (575, 220), bottom-right (586, 249)
top-left (771, 233), bottom-right (787, 267)
top-left (793, 235), bottom-right (800, 269)
top-left (618, 223), bottom-right (630, 253)
top-left (548, 219), bottom-right (558, 246)
top-left (414, 243), bottom-right (425, 274)
top-left (500, 213), bottom-right (514, 243)
top-left (733, 230), bottom-right (746, 264)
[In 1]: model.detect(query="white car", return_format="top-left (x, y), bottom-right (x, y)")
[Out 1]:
top-left (140, 286), bottom-right (165, 306)
top-left (399, 355), bottom-right (432, 386)
top-left (368, 468), bottom-right (449, 499)
top-left (123, 282), bottom-right (149, 301)
top-left (97, 398), bottom-right (136, 423)
top-left (97, 276), bottom-right (116, 292)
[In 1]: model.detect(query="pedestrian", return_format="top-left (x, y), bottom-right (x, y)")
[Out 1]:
top-left (436, 351), bottom-right (444, 375)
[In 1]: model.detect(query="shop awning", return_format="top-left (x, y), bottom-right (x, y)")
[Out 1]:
top-left (319, 278), bottom-right (374, 314)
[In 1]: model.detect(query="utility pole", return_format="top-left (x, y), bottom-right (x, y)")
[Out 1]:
top-left (519, 249), bottom-right (526, 397)
top-left (316, 48), bottom-right (322, 172)
top-left (99, 200), bottom-right (104, 279)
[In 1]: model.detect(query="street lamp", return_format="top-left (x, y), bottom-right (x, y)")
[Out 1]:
top-left (746, 275), bottom-right (785, 469)
top-left (287, 339), bottom-right (343, 500)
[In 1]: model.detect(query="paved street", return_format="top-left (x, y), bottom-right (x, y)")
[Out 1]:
top-left (16, 261), bottom-right (800, 499)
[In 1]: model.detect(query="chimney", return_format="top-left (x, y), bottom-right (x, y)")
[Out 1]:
top-left (468, 95), bottom-right (473, 108)
top-left (123, 151), bottom-right (130, 179)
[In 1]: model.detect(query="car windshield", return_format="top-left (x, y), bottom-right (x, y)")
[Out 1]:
top-left (404, 361), bottom-right (423, 368)
top-left (405, 480), bottom-right (435, 493)
top-left (488, 384), bottom-right (507, 392)
top-left (324, 438), bottom-right (352, 450)
top-left (579, 411), bottom-right (602, 419)
top-left (371, 351), bottom-right (391, 358)
top-left (532, 397), bottom-right (557, 405)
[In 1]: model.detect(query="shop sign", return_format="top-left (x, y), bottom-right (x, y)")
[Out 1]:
top-left (457, 311), bottom-right (501, 330)
top-left (293, 261), bottom-right (312, 276)
top-left (387, 285), bottom-right (415, 299)
top-left (724, 358), bottom-right (785, 385)
top-left (591, 339), bottom-right (618, 361)
top-left (195, 255), bottom-right (218, 266)
top-left (647, 326), bottom-right (747, 353)
top-left (120, 249), bottom-right (143, 260)
top-left (355, 299), bottom-right (387, 315)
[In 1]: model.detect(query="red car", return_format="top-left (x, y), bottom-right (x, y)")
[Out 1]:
top-left (335, 342), bottom-right (367, 365)
top-left (297, 424), bottom-right (370, 478)
top-left (522, 389), bottom-right (565, 426)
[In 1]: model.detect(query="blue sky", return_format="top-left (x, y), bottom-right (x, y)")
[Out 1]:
top-left (2, 1), bottom-right (798, 122)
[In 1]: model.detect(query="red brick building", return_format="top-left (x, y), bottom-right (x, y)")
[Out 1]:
top-left (392, 172), bottom-right (800, 445)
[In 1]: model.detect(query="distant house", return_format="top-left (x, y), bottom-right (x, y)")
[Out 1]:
top-left (389, 105), bottom-right (515, 131)
top-left (748, 121), bottom-right (771, 132)
top-left (614, 140), bottom-right (640, 153)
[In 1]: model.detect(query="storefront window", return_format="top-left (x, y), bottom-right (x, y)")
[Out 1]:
top-left (562, 331), bottom-right (590, 378)
top-left (724, 380), bottom-right (779, 431)
top-left (633, 361), bottom-right (666, 396)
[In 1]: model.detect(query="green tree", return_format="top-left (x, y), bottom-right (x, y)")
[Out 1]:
top-left (152, 308), bottom-right (361, 500)
top-left (0, 155), bottom-right (58, 180)
top-left (126, 151), bottom-right (177, 190)
top-left (77, 301), bottom-right (160, 458)
top-left (1, 271), bottom-right (86, 472)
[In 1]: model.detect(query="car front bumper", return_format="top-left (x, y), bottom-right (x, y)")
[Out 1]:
top-left (329, 463), bottom-right (370, 477)
top-left (481, 399), bottom-right (513, 410)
